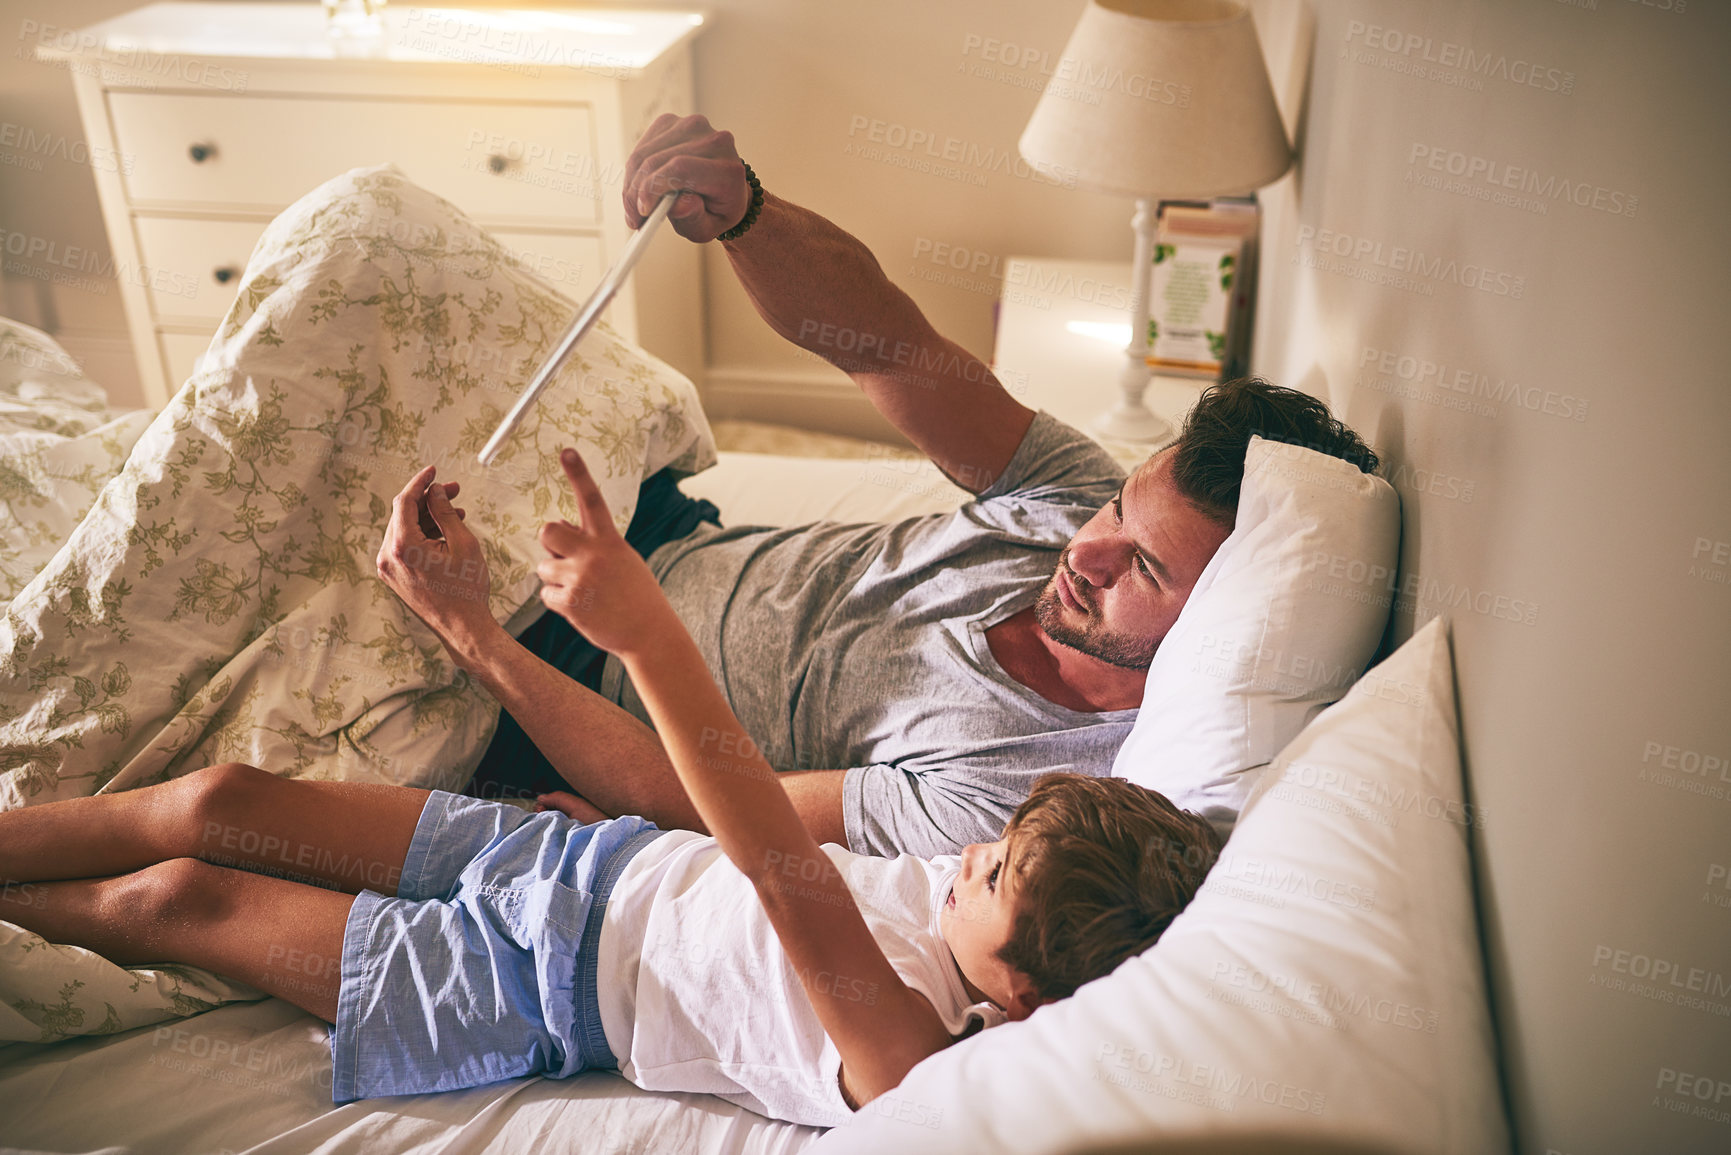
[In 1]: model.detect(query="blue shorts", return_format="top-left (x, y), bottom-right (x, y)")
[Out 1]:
top-left (331, 791), bottom-right (663, 1103)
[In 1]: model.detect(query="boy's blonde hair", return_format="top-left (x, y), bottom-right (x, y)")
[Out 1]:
top-left (996, 773), bottom-right (1222, 1001)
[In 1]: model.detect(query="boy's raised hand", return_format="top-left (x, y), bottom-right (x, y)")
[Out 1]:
top-left (377, 465), bottom-right (495, 649)
top-left (549, 447), bottom-right (955, 1107)
top-left (537, 448), bottom-right (677, 658)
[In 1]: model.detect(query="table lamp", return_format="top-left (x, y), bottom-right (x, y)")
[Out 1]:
top-left (1018, 0), bottom-right (1291, 443)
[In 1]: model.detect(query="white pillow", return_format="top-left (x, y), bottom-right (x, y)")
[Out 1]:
top-left (812, 619), bottom-right (1509, 1155)
top-left (1113, 435), bottom-right (1400, 833)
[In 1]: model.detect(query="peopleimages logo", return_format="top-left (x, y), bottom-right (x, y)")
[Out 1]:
top-left (1300, 549), bottom-right (1541, 629)
top-left (1295, 226), bottom-right (1526, 299)
top-left (1382, 461), bottom-right (1476, 504)
top-left (1637, 739), bottom-right (1730, 803)
top-left (1653, 1066), bottom-right (1730, 1127)
top-left (959, 33), bottom-right (1192, 108)
top-left (399, 9), bottom-right (635, 77)
top-left (0, 226), bottom-right (199, 300)
top-left (18, 19), bottom-right (249, 92)
top-left (1407, 144), bottom-right (1638, 218)
top-left (1359, 345), bottom-right (1589, 424)
top-left (1342, 21), bottom-right (1576, 95)
top-left (0, 121), bottom-right (133, 175)
top-left (1207, 961), bottom-right (1439, 1033)
top-left (844, 115), bottom-right (1077, 189)
top-left (1589, 943), bottom-right (1731, 1018)
top-left (1003, 260), bottom-right (1130, 311)
top-left (1093, 1042), bottom-right (1328, 1116)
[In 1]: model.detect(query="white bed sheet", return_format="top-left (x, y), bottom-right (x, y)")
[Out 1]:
top-left (0, 999), bottom-right (820, 1154)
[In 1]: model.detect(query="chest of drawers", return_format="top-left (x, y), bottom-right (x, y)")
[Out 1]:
top-left (41, 2), bottom-right (707, 408)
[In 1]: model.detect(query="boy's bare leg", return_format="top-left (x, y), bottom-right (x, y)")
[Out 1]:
top-left (0, 763), bottom-right (428, 896)
top-left (10, 860), bottom-right (353, 1022)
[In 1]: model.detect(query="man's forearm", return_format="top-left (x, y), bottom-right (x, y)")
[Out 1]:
top-left (718, 191), bottom-right (1035, 492)
top-left (721, 192), bottom-right (932, 375)
top-left (447, 622), bottom-right (706, 831)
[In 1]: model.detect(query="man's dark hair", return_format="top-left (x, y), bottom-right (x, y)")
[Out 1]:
top-left (1167, 377), bottom-right (1379, 527)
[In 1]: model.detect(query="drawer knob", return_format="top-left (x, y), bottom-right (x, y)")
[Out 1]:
top-left (213, 266), bottom-right (240, 284)
top-left (488, 154), bottom-right (508, 174)
top-left (188, 142), bottom-right (217, 163)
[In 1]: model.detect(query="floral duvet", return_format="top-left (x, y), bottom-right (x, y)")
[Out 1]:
top-left (0, 165), bottom-right (714, 1044)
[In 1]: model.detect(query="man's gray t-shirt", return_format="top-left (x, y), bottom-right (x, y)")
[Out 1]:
top-left (598, 412), bottom-right (1134, 859)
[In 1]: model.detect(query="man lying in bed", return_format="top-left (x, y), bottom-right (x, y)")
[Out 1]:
top-left (1, 448), bottom-right (1223, 1123)
top-left (380, 114), bottom-right (1380, 861)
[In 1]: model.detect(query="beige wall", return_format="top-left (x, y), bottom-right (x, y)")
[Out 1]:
top-left (0, 0), bottom-right (150, 395)
top-left (684, 0), bottom-right (1139, 439)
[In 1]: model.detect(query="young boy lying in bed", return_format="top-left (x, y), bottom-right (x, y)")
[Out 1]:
top-left (0, 450), bottom-right (1220, 1127)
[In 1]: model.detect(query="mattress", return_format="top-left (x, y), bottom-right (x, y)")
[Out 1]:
top-left (0, 999), bottom-right (820, 1154)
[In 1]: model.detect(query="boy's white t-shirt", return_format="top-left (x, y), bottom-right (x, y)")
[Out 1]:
top-left (596, 830), bottom-right (1007, 1128)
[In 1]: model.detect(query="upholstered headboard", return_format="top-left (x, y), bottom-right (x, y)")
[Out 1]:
top-left (1246, 3), bottom-right (1731, 1152)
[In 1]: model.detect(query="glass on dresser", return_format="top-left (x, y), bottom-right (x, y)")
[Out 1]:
top-left (322, 0), bottom-right (387, 42)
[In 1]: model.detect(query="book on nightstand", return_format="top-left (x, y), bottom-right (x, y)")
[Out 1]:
top-left (1146, 199), bottom-right (1261, 381)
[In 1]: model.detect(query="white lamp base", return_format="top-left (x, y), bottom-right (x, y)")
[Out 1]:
top-left (1093, 397), bottom-right (1172, 444)
top-left (1093, 194), bottom-right (1172, 446)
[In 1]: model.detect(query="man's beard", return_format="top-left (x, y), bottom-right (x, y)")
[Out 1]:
top-left (1032, 566), bottom-right (1157, 671)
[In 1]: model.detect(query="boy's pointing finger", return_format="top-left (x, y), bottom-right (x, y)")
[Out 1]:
top-left (558, 448), bottom-right (614, 533)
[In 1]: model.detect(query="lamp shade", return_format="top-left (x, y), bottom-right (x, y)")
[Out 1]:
top-left (1018, 0), bottom-right (1291, 199)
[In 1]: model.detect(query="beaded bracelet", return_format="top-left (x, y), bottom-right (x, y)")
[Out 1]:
top-left (716, 160), bottom-right (764, 242)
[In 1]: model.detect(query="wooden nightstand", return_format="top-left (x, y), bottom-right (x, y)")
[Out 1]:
top-left (991, 257), bottom-right (1200, 471)
top-left (40, 2), bottom-right (707, 409)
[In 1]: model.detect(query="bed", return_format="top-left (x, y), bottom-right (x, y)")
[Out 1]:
top-left (0, 443), bottom-right (951, 1155)
top-left (0, 421), bottom-right (909, 1153)
top-left (0, 168), bottom-right (1509, 1155)
top-left (0, 434), bottom-right (905, 1151)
